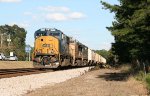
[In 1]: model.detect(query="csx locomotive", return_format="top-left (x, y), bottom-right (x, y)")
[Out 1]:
top-left (32, 28), bottom-right (106, 68)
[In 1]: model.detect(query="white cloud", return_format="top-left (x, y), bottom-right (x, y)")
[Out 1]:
top-left (45, 12), bottom-right (85, 21)
top-left (25, 6), bottom-right (86, 22)
top-left (39, 6), bottom-right (86, 21)
top-left (0, 0), bottom-right (21, 3)
top-left (39, 6), bottom-right (70, 13)
top-left (69, 12), bottom-right (85, 19)
top-left (46, 13), bottom-right (67, 21)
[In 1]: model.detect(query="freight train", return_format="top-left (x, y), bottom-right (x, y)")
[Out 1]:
top-left (32, 28), bottom-right (106, 68)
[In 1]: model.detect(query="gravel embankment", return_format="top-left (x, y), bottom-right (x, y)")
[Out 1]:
top-left (0, 67), bottom-right (92, 96)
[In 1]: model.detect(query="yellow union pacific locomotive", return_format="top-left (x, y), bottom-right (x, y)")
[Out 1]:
top-left (32, 28), bottom-right (71, 68)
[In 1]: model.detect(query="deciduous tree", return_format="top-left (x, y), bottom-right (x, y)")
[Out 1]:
top-left (0, 24), bottom-right (27, 60)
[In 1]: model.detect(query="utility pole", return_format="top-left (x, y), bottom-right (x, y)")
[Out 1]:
top-left (29, 51), bottom-right (30, 61)
top-left (0, 34), bottom-right (3, 48)
top-left (7, 34), bottom-right (11, 48)
top-left (25, 45), bottom-right (31, 61)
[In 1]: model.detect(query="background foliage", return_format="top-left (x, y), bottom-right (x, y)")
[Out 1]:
top-left (101, 0), bottom-right (150, 67)
top-left (0, 25), bottom-right (27, 60)
top-left (95, 49), bottom-right (115, 64)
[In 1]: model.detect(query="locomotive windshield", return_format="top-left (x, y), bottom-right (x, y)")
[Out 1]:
top-left (36, 33), bottom-right (47, 36)
top-left (49, 33), bottom-right (60, 36)
top-left (35, 32), bottom-right (47, 38)
top-left (34, 28), bottom-right (62, 39)
top-left (49, 32), bottom-right (61, 39)
top-left (34, 30), bottom-right (47, 38)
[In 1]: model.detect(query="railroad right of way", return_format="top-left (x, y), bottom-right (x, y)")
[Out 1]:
top-left (26, 69), bottom-right (148, 96)
top-left (0, 67), bottom-right (92, 96)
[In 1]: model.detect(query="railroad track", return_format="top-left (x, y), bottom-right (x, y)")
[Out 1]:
top-left (0, 66), bottom-right (94, 79)
top-left (0, 68), bottom-right (54, 79)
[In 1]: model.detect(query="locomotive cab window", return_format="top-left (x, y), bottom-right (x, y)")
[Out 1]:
top-left (39, 33), bottom-right (46, 36)
top-left (49, 33), bottom-right (60, 36)
top-left (35, 32), bottom-right (47, 38)
top-left (49, 33), bottom-right (60, 38)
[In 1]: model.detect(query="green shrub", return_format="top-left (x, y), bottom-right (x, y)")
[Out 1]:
top-left (145, 74), bottom-right (150, 89)
top-left (135, 72), bottom-right (150, 91)
top-left (135, 71), bottom-right (145, 81)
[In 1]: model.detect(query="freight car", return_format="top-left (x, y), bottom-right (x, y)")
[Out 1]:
top-left (88, 49), bottom-right (96, 65)
top-left (69, 37), bottom-right (88, 66)
top-left (32, 28), bottom-right (106, 68)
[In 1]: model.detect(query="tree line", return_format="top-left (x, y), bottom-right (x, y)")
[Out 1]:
top-left (100, 0), bottom-right (150, 72)
top-left (0, 25), bottom-right (26, 60)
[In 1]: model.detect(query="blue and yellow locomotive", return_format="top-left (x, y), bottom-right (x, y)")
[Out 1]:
top-left (32, 28), bottom-right (71, 68)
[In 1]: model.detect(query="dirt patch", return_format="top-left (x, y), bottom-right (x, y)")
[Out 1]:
top-left (0, 61), bottom-right (33, 69)
top-left (25, 69), bottom-right (148, 96)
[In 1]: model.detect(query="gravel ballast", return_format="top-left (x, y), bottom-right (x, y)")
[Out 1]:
top-left (0, 67), bottom-right (91, 96)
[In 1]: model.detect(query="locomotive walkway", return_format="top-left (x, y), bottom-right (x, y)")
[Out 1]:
top-left (26, 69), bottom-right (147, 96)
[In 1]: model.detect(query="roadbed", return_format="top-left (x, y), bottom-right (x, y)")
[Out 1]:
top-left (26, 69), bottom-right (148, 96)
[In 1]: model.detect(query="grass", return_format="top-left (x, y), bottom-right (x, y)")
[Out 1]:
top-left (116, 64), bottom-right (150, 93)
top-left (92, 63), bottom-right (150, 93)
top-left (135, 71), bottom-right (146, 81)
top-left (134, 71), bottom-right (150, 93)
top-left (145, 74), bottom-right (150, 90)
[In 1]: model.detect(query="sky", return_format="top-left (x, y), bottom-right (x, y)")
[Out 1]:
top-left (0, 0), bottom-right (119, 50)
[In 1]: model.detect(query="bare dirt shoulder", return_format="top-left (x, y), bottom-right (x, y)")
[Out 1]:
top-left (0, 61), bottom-right (33, 69)
top-left (26, 69), bottom-right (147, 96)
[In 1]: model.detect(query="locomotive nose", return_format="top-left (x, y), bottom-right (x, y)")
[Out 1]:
top-left (34, 36), bottom-right (59, 55)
